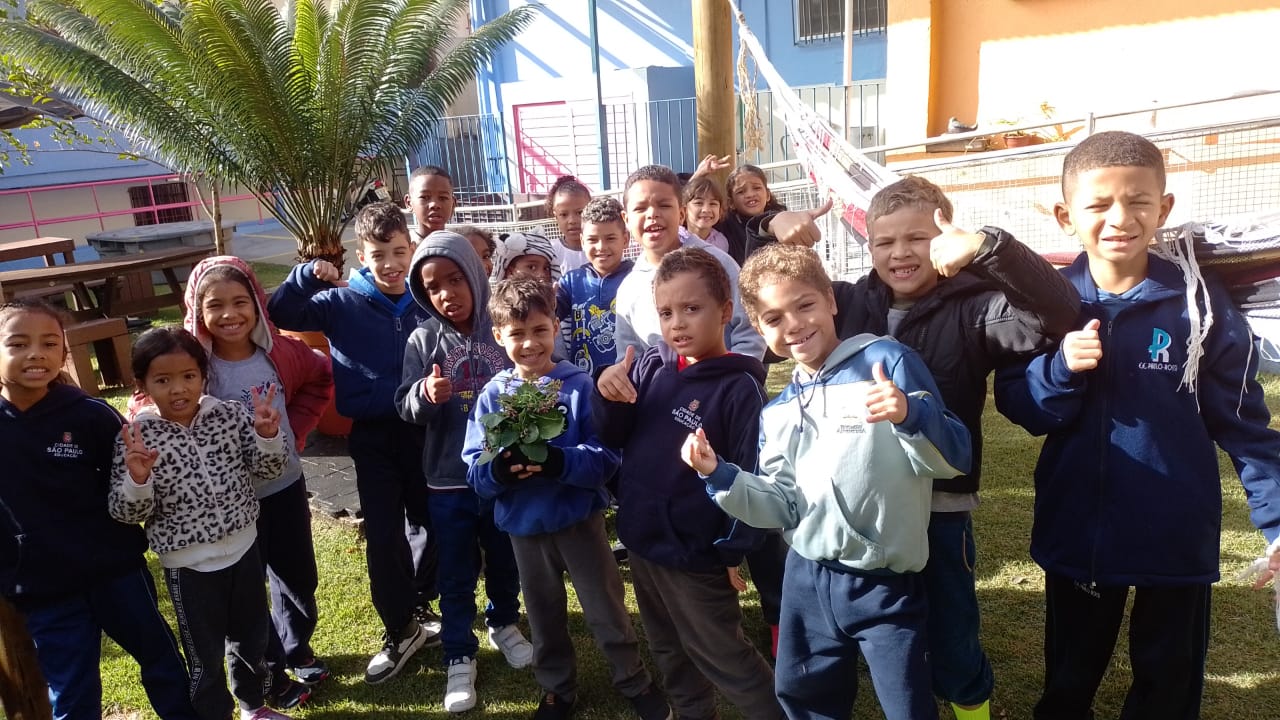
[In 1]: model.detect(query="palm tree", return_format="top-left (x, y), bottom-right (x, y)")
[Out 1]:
top-left (2, 0), bottom-right (535, 265)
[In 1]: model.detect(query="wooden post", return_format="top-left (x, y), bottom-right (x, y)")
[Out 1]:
top-left (692, 0), bottom-right (735, 175)
top-left (0, 595), bottom-right (53, 720)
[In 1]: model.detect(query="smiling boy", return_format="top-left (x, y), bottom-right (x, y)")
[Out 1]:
top-left (267, 201), bottom-right (441, 685)
top-left (557, 197), bottom-right (635, 377)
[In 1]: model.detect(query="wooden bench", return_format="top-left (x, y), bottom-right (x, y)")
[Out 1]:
top-left (62, 317), bottom-right (133, 396)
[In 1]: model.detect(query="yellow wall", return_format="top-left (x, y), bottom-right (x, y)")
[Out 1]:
top-left (887, 0), bottom-right (1280, 140)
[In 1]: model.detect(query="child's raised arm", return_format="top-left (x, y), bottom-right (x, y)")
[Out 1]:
top-left (266, 260), bottom-right (344, 333)
top-left (240, 389), bottom-right (287, 490)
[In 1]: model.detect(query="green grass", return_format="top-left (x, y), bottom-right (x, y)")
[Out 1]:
top-left (90, 366), bottom-right (1280, 718)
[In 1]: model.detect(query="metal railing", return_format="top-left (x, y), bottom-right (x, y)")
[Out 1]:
top-left (0, 175), bottom-right (264, 238)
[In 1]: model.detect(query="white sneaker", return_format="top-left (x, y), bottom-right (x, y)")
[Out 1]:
top-left (443, 656), bottom-right (478, 713)
top-left (364, 620), bottom-right (427, 685)
top-left (487, 623), bottom-right (533, 669)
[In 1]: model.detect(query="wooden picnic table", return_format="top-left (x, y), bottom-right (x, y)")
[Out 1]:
top-left (0, 236), bottom-right (77, 266)
top-left (0, 245), bottom-right (212, 319)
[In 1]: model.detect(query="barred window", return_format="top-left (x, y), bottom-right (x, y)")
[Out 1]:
top-left (794, 0), bottom-right (887, 45)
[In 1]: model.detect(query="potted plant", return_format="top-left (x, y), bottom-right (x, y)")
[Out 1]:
top-left (476, 379), bottom-right (567, 465)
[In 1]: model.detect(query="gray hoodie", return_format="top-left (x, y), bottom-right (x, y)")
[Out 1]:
top-left (395, 231), bottom-right (510, 490)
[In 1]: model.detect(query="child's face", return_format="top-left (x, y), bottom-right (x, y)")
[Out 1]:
top-left (0, 312), bottom-right (65, 408)
top-left (141, 351), bottom-right (204, 427)
top-left (552, 191), bottom-right (590, 250)
top-left (654, 271), bottom-right (731, 362)
top-left (505, 254), bottom-right (552, 284)
top-left (357, 230), bottom-right (414, 295)
top-left (869, 206), bottom-right (941, 303)
top-left (1055, 165), bottom-right (1173, 278)
top-left (625, 179), bottom-right (685, 264)
top-left (686, 195), bottom-right (722, 237)
top-left (200, 278), bottom-right (257, 356)
top-left (467, 234), bottom-right (494, 277)
top-left (749, 275), bottom-right (839, 374)
top-left (406, 174), bottom-right (456, 233)
top-left (583, 220), bottom-right (627, 277)
top-left (419, 256), bottom-right (474, 333)
top-left (493, 310), bottom-right (557, 380)
top-left (730, 174), bottom-right (770, 217)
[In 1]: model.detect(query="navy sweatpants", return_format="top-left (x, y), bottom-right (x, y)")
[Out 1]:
top-left (774, 550), bottom-right (936, 720)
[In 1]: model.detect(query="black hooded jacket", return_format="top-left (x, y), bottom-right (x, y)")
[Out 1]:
top-left (829, 227), bottom-right (1080, 494)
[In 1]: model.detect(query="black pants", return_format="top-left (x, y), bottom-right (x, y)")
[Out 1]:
top-left (257, 476), bottom-right (320, 678)
top-left (166, 542), bottom-right (270, 720)
top-left (349, 417), bottom-right (437, 633)
top-left (1034, 572), bottom-right (1210, 720)
top-left (744, 530), bottom-right (787, 626)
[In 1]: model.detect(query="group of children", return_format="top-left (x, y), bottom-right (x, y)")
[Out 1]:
top-left (4, 130), bottom-right (1280, 720)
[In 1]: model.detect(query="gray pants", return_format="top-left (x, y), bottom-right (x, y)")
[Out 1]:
top-left (629, 555), bottom-right (784, 720)
top-left (511, 512), bottom-right (652, 702)
top-left (165, 542), bottom-right (269, 720)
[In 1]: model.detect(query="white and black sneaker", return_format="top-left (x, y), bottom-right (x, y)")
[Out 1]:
top-left (364, 620), bottom-right (427, 685)
top-left (413, 603), bottom-right (444, 648)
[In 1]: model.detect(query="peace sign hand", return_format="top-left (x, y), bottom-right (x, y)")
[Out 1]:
top-left (694, 154), bottom-right (733, 178)
top-left (929, 209), bottom-right (987, 278)
top-left (120, 422), bottom-right (159, 485)
top-left (251, 384), bottom-right (281, 438)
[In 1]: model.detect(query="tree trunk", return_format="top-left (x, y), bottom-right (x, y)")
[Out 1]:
top-left (0, 595), bottom-right (52, 720)
top-left (211, 182), bottom-right (226, 256)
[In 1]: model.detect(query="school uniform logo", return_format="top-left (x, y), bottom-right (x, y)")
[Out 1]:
top-left (1139, 326), bottom-right (1179, 372)
top-left (671, 398), bottom-right (703, 431)
top-left (46, 431), bottom-right (84, 459)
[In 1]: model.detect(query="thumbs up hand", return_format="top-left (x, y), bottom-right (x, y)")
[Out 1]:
top-left (929, 209), bottom-right (987, 278)
top-left (865, 361), bottom-right (908, 424)
top-left (680, 427), bottom-right (718, 476)
top-left (765, 198), bottom-right (833, 248)
top-left (1062, 319), bottom-right (1103, 373)
top-left (597, 345), bottom-right (638, 403)
top-left (424, 363), bottom-right (453, 404)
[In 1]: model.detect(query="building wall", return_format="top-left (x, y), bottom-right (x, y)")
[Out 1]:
top-left (887, 0), bottom-right (1280, 140)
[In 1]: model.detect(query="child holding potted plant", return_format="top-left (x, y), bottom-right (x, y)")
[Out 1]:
top-left (462, 278), bottom-right (672, 720)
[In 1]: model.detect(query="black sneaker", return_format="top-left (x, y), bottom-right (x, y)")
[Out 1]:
top-left (265, 677), bottom-right (311, 710)
top-left (364, 620), bottom-right (427, 685)
top-left (289, 657), bottom-right (330, 685)
top-left (627, 685), bottom-right (672, 720)
top-left (612, 541), bottom-right (629, 565)
top-left (531, 692), bottom-right (575, 720)
top-left (413, 603), bottom-right (443, 648)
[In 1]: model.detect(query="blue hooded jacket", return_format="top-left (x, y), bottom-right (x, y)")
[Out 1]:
top-left (997, 253), bottom-right (1280, 587)
top-left (268, 262), bottom-right (428, 420)
top-left (595, 343), bottom-right (769, 571)
top-left (463, 361), bottom-right (620, 536)
top-left (556, 260), bottom-right (634, 376)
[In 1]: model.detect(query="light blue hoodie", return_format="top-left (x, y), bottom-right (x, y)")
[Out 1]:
top-left (703, 334), bottom-right (972, 573)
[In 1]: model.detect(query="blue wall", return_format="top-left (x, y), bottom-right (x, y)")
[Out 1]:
top-left (474, 0), bottom-right (886, 90)
top-left (0, 120), bottom-right (170, 190)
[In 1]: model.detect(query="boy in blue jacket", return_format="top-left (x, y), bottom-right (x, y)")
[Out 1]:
top-left (556, 196), bottom-right (634, 378)
top-left (267, 202), bottom-right (439, 685)
top-left (596, 247), bottom-right (784, 720)
top-left (395, 231), bottom-right (529, 713)
top-left (996, 131), bottom-right (1280, 720)
top-left (684, 244), bottom-right (972, 720)
top-left (463, 278), bottom-right (671, 720)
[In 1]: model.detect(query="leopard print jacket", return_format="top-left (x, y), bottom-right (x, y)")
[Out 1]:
top-left (108, 396), bottom-right (286, 556)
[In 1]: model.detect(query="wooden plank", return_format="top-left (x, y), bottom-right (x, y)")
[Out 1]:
top-left (0, 237), bottom-right (75, 266)
top-left (0, 245), bottom-right (211, 315)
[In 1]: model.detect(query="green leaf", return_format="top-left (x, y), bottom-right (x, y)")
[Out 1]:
top-left (520, 425), bottom-right (539, 444)
top-left (520, 441), bottom-right (547, 463)
top-left (535, 414), bottom-right (565, 440)
top-left (479, 411), bottom-right (505, 429)
top-left (494, 430), bottom-right (518, 449)
top-left (477, 447), bottom-right (497, 465)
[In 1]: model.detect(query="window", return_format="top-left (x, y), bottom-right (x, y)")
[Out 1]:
top-left (794, 0), bottom-right (886, 45)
